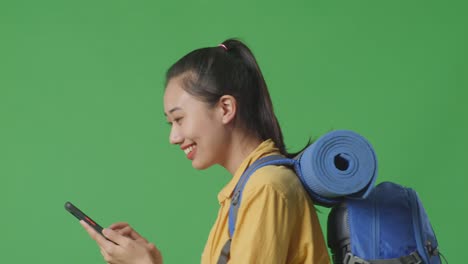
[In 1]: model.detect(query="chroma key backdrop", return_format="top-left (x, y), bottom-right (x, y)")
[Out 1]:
top-left (1, 0), bottom-right (466, 263)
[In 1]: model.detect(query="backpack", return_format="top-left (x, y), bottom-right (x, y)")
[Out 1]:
top-left (217, 130), bottom-right (378, 263)
top-left (327, 181), bottom-right (443, 264)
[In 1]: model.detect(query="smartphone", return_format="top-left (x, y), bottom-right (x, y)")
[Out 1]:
top-left (64, 201), bottom-right (116, 244)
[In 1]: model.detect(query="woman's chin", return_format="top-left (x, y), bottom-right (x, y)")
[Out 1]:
top-left (191, 160), bottom-right (211, 170)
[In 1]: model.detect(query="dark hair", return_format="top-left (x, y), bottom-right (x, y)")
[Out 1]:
top-left (165, 38), bottom-right (305, 158)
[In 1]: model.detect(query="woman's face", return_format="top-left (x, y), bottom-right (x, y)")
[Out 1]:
top-left (163, 77), bottom-right (228, 170)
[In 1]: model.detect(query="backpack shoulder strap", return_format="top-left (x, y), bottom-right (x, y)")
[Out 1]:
top-left (217, 155), bottom-right (295, 264)
top-left (228, 155), bottom-right (295, 237)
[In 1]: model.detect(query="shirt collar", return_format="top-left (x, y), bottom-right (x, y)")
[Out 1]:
top-left (217, 139), bottom-right (280, 204)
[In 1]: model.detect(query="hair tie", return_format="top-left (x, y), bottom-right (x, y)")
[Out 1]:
top-left (218, 44), bottom-right (228, 51)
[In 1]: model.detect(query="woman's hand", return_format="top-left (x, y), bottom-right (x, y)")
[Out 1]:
top-left (108, 222), bottom-right (149, 243)
top-left (81, 221), bottom-right (163, 264)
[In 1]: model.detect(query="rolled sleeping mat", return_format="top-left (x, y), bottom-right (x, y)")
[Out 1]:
top-left (295, 130), bottom-right (378, 206)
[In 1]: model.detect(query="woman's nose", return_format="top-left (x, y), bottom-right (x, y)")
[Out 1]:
top-left (169, 125), bottom-right (183, 145)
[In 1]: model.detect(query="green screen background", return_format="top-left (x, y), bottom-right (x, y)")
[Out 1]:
top-left (1, 0), bottom-right (466, 263)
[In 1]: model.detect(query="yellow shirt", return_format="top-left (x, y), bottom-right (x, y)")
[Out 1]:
top-left (201, 139), bottom-right (331, 264)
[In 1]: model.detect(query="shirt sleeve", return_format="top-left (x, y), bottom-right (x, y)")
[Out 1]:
top-left (228, 183), bottom-right (297, 264)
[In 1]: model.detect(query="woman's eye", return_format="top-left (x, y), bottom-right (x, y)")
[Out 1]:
top-left (174, 117), bottom-right (183, 124)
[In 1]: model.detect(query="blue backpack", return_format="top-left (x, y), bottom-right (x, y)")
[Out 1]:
top-left (327, 181), bottom-right (444, 264)
top-left (217, 130), bottom-right (379, 263)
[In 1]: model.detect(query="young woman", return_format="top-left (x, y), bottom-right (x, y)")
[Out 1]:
top-left (81, 39), bottom-right (330, 264)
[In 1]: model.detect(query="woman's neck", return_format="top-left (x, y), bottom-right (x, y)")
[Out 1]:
top-left (221, 132), bottom-right (263, 176)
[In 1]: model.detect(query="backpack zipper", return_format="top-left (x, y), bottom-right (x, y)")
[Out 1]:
top-left (408, 189), bottom-right (430, 263)
top-left (373, 193), bottom-right (379, 259)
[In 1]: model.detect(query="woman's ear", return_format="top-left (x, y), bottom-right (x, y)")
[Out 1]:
top-left (218, 95), bottom-right (237, 125)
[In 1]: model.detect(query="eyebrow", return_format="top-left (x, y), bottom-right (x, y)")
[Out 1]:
top-left (164, 107), bottom-right (182, 116)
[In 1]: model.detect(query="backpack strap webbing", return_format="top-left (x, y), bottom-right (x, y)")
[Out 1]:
top-left (217, 155), bottom-right (293, 264)
top-left (217, 239), bottom-right (231, 264)
top-left (345, 251), bottom-right (423, 264)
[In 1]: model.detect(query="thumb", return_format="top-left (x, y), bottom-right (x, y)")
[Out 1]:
top-left (103, 228), bottom-right (127, 245)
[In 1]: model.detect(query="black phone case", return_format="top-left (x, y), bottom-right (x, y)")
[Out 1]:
top-left (65, 201), bottom-right (105, 234)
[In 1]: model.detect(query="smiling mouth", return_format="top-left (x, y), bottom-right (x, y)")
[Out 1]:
top-left (183, 145), bottom-right (196, 155)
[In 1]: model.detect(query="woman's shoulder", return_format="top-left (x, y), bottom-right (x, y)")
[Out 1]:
top-left (242, 164), bottom-right (305, 201)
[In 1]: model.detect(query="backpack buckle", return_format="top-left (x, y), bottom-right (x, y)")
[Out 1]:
top-left (409, 251), bottom-right (422, 264)
top-left (343, 253), bottom-right (369, 264)
top-left (232, 191), bottom-right (240, 206)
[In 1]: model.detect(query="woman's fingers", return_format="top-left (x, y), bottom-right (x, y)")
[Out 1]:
top-left (80, 220), bottom-right (115, 249)
top-left (80, 220), bottom-right (101, 241)
top-left (83, 220), bottom-right (161, 264)
top-left (116, 226), bottom-right (134, 236)
top-left (110, 223), bottom-right (148, 243)
top-left (108, 222), bottom-right (130, 230)
top-left (128, 228), bottom-right (148, 243)
top-left (99, 247), bottom-right (111, 262)
top-left (102, 228), bottom-right (132, 246)
top-left (148, 243), bottom-right (164, 264)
